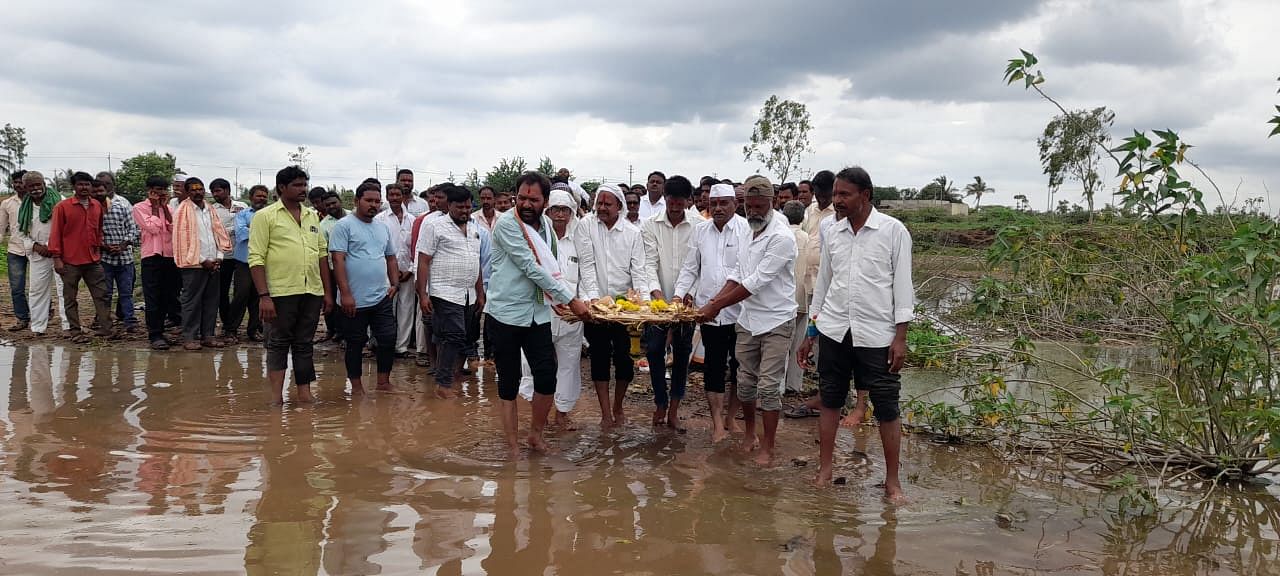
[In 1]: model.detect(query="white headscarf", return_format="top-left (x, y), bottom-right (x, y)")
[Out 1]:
top-left (596, 183), bottom-right (625, 208)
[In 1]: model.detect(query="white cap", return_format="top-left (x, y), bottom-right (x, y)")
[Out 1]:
top-left (596, 183), bottom-right (625, 207)
top-left (547, 189), bottom-right (576, 210)
top-left (710, 183), bottom-right (735, 199)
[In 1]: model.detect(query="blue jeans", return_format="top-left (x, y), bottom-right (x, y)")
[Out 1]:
top-left (101, 262), bottom-right (138, 326)
top-left (645, 322), bottom-right (696, 408)
top-left (7, 253), bottom-right (29, 323)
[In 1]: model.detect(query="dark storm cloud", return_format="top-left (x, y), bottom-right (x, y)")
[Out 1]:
top-left (1037, 1), bottom-right (1206, 68)
top-left (1, 0), bottom-right (1047, 144)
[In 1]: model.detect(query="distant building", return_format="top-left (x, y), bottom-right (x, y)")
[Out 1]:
top-left (879, 199), bottom-right (969, 217)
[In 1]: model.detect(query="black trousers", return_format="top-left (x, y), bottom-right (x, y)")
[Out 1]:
top-left (218, 260), bottom-right (236, 335)
top-left (432, 297), bottom-right (477, 388)
top-left (227, 260), bottom-right (261, 337)
top-left (141, 255), bottom-right (182, 341)
top-left (341, 296), bottom-right (396, 378)
top-left (584, 323), bottom-right (634, 383)
top-left (265, 294), bottom-right (323, 386)
top-left (700, 323), bottom-right (739, 394)
top-left (487, 314), bottom-right (555, 401)
top-left (817, 332), bottom-right (901, 422)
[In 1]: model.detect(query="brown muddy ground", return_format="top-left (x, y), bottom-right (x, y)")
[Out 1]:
top-left (0, 341), bottom-right (1277, 575)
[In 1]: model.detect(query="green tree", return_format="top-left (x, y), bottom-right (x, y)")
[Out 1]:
top-left (1269, 76), bottom-right (1280, 137)
top-left (963, 176), bottom-right (995, 209)
top-left (918, 175), bottom-right (960, 202)
top-left (1013, 194), bottom-right (1029, 211)
top-left (536, 156), bottom-right (556, 177)
top-left (742, 95), bottom-right (812, 183)
top-left (484, 156), bottom-right (527, 195)
top-left (0, 152), bottom-right (13, 192)
top-left (872, 186), bottom-right (901, 205)
top-left (1, 124), bottom-right (28, 167)
top-left (116, 151), bottom-right (179, 203)
top-left (1038, 107), bottom-right (1113, 219)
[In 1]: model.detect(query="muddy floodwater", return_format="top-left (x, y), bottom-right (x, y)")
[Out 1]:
top-left (0, 343), bottom-right (1277, 575)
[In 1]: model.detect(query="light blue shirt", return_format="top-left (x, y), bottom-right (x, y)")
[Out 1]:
top-left (484, 210), bottom-right (573, 327)
top-left (328, 214), bottom-right (395, 308)
top-left (231, 207), bottom-right (256, 263)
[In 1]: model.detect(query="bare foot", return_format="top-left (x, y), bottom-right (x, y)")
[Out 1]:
top-left (841, 404), bottom-right (867, 428)
top-left (711, 428), bottom-right (729, 444)
top-left (813, 467), bottom-right (834, 486)
top-left (666, 416), bottom-right (685, 433)
top-left (434, 386), bottom-right (456, 399)
top-left (506, 445), bottom-right (521, 460)
top-left (528, 435), bottom-right (554, 454)
top-left (350, 384), bottom-right (366, 396)
top-left (884, 482), bottom-right (907, 504)
top-left (375, 382), bottom-right (394, 392)
top-left (555, 413), bottom-right (579, 431)
top-left (296, 386), bottom-right (316, 403)
top-left (753, 448), bottom-right (773, 467)
top-left (599, 417), bottom-right (616, 430)
top-left (613, 410), bottom-right (628, 427)
top-left (652, 408), bottom-right (665, 427)
top-left (740, 438), bottom-right (759, 455)
top-left (269, 396), bottom-right (285, 407)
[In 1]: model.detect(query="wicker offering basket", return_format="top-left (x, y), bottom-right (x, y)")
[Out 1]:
top-left (556, 291), bottom-right (701, 328)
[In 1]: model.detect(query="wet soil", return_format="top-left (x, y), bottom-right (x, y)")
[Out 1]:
top-left (1, 341), bottom-right (1277, 575)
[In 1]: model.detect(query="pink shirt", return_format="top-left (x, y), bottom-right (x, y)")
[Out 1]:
top-left (132, 201), bottom-right (174, 258)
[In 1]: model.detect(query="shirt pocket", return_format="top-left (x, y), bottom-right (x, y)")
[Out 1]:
top-left (856, 250), bottom-right (892, 284)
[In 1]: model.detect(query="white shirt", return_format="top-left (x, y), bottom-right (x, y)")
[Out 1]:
top-left (17, 205), bottom-right (55, 262)
top-left (791, 224), bottom-right (812, 314)
top-left (192, 203), bottom-right (223, 262)
top-left (638, 194), bottom-right (666, 221)
top-left (801, 202), bottom-right (834, 237)
top-left (553, 221), bottom-right (599, 301)
top-left (375, 208), bottom-right (416, 274)
top-left (579, 213), bottom-right (647, 298)
top-left (728, 212), bottom-right (798, 336)
top-left (211, 199), bottom-right (247, 258)
top-left (472, 208), bottom-right (499, 232)
top-left (811, 208), bottom-right (915, 348)
top-left (381, 195), bottom-right (429, 217)
top-left (641, 208), bottom-right (704, 300)
top-left (417, 214), bottom-right (482, 306)
top-left (0, 195), bottom-right (28, 257)
top-left (399, 211), bottom-right (445, 275)
top-left (674, 215), bottom-right (749, 326)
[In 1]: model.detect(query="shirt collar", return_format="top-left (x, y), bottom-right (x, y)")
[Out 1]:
top-left (837, 207), bottom-right (885, 233)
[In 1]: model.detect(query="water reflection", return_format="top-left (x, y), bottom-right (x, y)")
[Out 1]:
top-left (0, 343), bottom-right (1275, 575)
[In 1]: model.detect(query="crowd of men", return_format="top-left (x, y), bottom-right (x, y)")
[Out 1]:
top-left (0, 163), bottom-right (913, 501)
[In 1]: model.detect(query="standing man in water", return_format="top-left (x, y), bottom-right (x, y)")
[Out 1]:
top-left (173, 177), bottom-right (232, 350)
top-left (580, 183), bottom-right (648, 428)
top-left (1, 170), bottom-right (31, 331)
top-left (49, 171), bottom-right (112, 342)
top-left (134, 175), bottom-right (182, 349)
top-left (800, 166), bottom-right (913, 501)
top-left (696, 175), bottom-right (797, 466)
top-left (227, 185), bottom-right (270, 342)
top-left (209, 178), bottom-right (246, 341)
top-left (330, 182), bottom-right (399, 395)
top-left (416, 185), bottom-right (486, 399)
top-left (95, 172), bottom-right (140, 332)
top-left (641, 175), bottom-right (703, 430)
top-left (675, 183), bottom-right (747, 442)
top-left (16, 171), bottom-right (69, 336)
top-left (517, 188), bottom-right (599, 430)
top-left (377, 183), bottom-right (417, 357)
top-left (486, 172), bottom-right (592, 457)
top-left (249, 166), bottom-right (333, 405)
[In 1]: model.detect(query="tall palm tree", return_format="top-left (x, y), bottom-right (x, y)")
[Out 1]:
top-left (964, 176), bottom-right (994, 209)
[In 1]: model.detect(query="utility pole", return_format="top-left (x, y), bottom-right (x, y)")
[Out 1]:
top-left (375, 162), bottom-right (380, 182)
top-left (628, 164), bottom-right (633, 186)
top-left (107, 153), bottom-right (112, 172)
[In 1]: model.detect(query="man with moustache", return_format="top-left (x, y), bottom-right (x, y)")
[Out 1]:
top-left (580, 183), bottom-right (648, 429)
top-left (331, 182), bottom-right (400, 394)
top-left (172, 177), bottom-right (232, 350)
top-left (674, 183), bottom-right (747, 442)
top-left (134, 175), bottom-right (182, 349)
top-left (473, 186), bottom-right (500, 232)
top-left (485, 171), bottom-right (591, 457)
top-left (227, 185), bottom-right (270, 342)
top-left (376, 183), bottom-right (418, 356)
top-left (799, 166), bottom-right (913, 501)
top-left (697, 175), bottom-right (797, 466)
top-left (94, 172), bottom-right (140, 332)
top-left (16, 171), bottom-right (69, 336)
top-left (638, 171), bottom-right (666, 221)
top-left (209, 178), bottom-right (247, 340)
top-left (48, 171), bottom-right (112, 342)
top-left (416, 185), bottom-right (486, 399)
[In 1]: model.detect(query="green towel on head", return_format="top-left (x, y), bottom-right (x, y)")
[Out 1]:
top-left (18, 188), bottom-right (60, 235)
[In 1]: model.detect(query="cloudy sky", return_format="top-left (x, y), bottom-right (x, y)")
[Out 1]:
top-left (2, 0), bottom-right (1277, 210)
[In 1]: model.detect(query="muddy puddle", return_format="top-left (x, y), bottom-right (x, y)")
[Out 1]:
top-left (0, 343), bottom-right (1276, 575)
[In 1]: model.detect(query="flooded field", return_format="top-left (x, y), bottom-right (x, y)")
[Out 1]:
top-left (0, 342), bottom-right (1277, 575)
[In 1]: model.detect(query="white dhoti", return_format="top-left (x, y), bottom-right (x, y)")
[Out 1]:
top-left (519, 317), bottom-right (585, 413)
top-left (28, 255), bottom-right (68, 334)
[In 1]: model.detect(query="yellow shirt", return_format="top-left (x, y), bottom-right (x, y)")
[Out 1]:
top-left (247, 201), bottom-right (327, 297)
